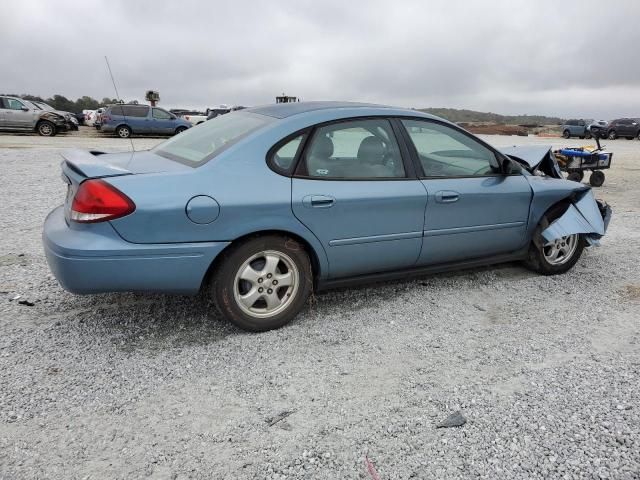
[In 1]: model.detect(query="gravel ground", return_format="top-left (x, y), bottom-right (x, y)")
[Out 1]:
top-left (1, 129), bottom-right (639, 479)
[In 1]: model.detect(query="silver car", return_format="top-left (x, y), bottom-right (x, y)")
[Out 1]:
top-left (0, 96), bottom-right (68, 136)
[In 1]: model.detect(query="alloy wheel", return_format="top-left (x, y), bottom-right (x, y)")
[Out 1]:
top-left (543, 234), bottom-right (579, 266)
top-left (233, 250), bottom-right (299, 319)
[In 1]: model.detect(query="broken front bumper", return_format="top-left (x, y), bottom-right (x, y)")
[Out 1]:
top-left (542, 189), bottom-right (612, 246)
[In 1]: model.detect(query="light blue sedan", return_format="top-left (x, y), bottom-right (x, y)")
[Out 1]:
top-left (43, 102), bottom-right (611, 331)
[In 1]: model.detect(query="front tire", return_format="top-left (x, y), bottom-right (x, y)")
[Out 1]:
top-left (175, 126), bottom-right (188, 135)
top-left (608, 130), bottom-right (617, 140)
top-left (525, 233), bottom-right (586, 275)
top-left (211, 235), bottom-right (313, 332)
top-left (562, 130), bottom-right (571, 139)
top-left (37, 120), bottom-right (56, 137)
top-left (524, 202), bottom-right (587, 275)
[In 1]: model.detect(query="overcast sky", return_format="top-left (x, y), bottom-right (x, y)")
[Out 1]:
top-left (2, 0), bottom-right (639, 118)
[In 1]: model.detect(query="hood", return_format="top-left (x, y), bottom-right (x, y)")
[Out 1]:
top-left (500, 145), bottom-right (563, 178)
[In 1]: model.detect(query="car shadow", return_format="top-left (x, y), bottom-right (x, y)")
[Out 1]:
top-left (51, 262), bottom-right (536, 351)
top-left (53, 290), bottom-right (239, 352)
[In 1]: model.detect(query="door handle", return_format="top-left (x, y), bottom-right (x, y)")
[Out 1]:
top-left (435, 190), bottom-right (460, 203)
top-left (303, 195), bottom-right (335, 208)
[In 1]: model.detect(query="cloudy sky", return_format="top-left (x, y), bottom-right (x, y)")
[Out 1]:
top-left (3, 0), bottom-right (639, 118)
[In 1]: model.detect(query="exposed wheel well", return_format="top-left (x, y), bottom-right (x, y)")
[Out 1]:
top-left (201, 230), bottom-right (321, 291)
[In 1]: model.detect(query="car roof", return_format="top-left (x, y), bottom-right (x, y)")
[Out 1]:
top-left (246, 101), bottom-right (427, 119)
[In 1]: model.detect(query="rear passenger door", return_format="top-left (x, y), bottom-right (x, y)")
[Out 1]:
top-left (290, 118), bottom-right (427, 278)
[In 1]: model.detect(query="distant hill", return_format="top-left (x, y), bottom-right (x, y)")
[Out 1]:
top-left (417, 108), bottom-right (564, 126)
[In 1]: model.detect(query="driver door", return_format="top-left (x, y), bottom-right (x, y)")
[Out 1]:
top-left (400, 119), bottom-right (532, 265)
top-left (151, 108), bottom-right (176, 135)
top-left (4, 98), bottom-right (34, 129)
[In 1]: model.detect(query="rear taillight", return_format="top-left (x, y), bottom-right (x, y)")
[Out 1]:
top-left (70, 179), bottom-right (135, 223)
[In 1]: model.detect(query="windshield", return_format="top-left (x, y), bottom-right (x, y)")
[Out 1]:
top-left (153, 111), bottom-right (273, 166)
top-left (28, 101), bottom-right (42, 110)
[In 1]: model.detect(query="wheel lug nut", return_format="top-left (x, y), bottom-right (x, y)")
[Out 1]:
top-left (272, 280), bottom-right (278, 285)
top-left (267, 289), bottom-right (273, 294)
top-left (257, 278), bottom-right (263, 283)
top-left (267, 273), bottom-right (273, 279)
top-left (258, 287), bottom-right (264, 293)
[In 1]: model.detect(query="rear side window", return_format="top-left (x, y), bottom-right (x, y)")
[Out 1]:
top-left (300, 119), bottom-right (405, 179)
top-left (110, 105), bottom-right (149, 117)
top-left (270, 134), bottom-right (305, 173)
top-left (153, 111), bottom-right (273, 166)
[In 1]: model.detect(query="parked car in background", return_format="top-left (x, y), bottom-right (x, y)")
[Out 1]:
top-left (28, 100), bottom-right (79, 131)
top-left (93, 107), bottom-right (106, 130)
top-left (43, 102), bottom-right (611, 332)
top-left (588, 120), bottom-right (608, 139)
top-left (0, 95), bottom-right (69, 136)
top-left (606, 118), bottom-right (640, 140)
top-left (100, 104), bottom-right (191, 138)
top-left (179, 111), bottom-right (208, 126)
top-left (206, 106), bottom-right (232, 120)
top-left (561, 119), bottom-right (590, 139)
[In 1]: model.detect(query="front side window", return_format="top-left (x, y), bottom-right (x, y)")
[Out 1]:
top-left (401, 119), bottom-right (499, 177)
top-left (152, 108), bottom-right (172, 120)
top-left (154, 111), bottom-right (272, 165)
top-left (6, 98), bottom-right (26, 110)
top-left (301, 119), bottom-right (405, 179)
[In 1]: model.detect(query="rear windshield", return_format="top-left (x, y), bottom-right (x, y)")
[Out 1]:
top-left (153, 111), bottom-right (273, 166)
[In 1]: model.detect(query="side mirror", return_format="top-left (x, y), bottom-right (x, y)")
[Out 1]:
top-left (501, 156), bottom-right (518, 174)
top-left (21, 106), bottom-right (29, 111)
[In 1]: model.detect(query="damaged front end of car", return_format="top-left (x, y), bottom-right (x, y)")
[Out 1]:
top-left (501, 145), bottom-right (612, 247)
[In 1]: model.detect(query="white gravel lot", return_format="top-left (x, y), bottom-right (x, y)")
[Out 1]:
top-left (1, 128), bottom-right (639, 479)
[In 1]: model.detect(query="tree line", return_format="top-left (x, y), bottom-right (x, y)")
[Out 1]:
top-left (1, 94), bottom-right (121, 113)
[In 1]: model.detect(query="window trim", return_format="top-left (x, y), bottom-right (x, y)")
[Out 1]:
top-left (292, 116), bottom-right (416, 181)
top-left (396, 116), bottom-right (517, 180)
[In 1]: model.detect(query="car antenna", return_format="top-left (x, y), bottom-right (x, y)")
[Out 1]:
top-left (104, 55), bottom-right (135, 153)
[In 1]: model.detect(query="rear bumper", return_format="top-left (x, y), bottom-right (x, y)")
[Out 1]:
top-left (43, 206), bottom-right (230, 295)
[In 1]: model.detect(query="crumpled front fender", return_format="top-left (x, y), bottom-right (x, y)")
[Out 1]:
top-left (541, 189), bottom-right (612, 245)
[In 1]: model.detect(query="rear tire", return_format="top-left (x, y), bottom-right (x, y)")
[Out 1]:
top-left (37, 120), bottom-right (56, 137)
top-left (211, 235), bottom-right (313, 332)
top-left (589, 170), bottom-right (605, 187)
top-left (116, 125), bottom-right (132, 138)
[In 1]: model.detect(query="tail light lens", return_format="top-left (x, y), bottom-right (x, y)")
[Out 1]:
top-left (70, 179), bottom-right (135, 223)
